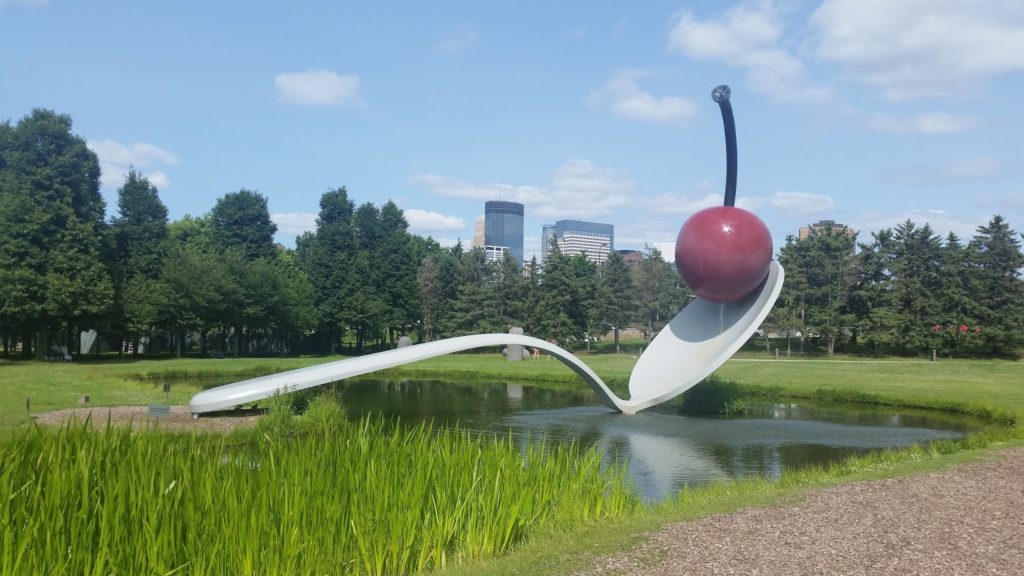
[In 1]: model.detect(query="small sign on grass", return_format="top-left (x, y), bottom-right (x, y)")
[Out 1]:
top-left (147, 404), bottom-right (171, 418)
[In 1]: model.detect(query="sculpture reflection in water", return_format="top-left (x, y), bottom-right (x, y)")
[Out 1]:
top-left (189, 85), bottom-right (784, 417)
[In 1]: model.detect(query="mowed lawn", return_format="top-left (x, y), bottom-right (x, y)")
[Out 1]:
top-left (0, 356), bottom-right (331, 427)
top-left (718, 355), bottom-right (1024, 417)
top-left (1, 351), bottom-right (1021, 427)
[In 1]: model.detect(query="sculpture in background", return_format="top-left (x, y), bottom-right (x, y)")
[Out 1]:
top-left (189, 85), bottom-right (784, 416)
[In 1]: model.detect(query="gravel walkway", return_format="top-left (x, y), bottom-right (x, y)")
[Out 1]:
top-left (577, 447), bottom-right (1024, 576)
top-left (32, 405), bottom-right (262, 433)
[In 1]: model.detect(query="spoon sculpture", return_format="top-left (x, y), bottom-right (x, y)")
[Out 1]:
top-left (189, 85), bottom-right (784, 416)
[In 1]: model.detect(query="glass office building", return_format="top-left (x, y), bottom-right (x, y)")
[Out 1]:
top-left (484, 201), bottom-right (524, 265)
top-left (542, 219), bottom-right (614, 264)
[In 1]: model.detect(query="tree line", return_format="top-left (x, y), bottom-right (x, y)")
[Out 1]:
top-left (773, 218), bottom-right (1024, 357)
top-left (2, 109), bottom-right (1022, 359)
top-left (0, 109), bottom-right (686, 358)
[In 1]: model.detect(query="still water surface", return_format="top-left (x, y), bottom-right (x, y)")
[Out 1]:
top-left (328, 378), bottom-right (975, 500)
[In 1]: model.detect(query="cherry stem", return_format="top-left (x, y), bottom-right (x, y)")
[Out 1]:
top-left (712, 85), bottom-right (737, 207)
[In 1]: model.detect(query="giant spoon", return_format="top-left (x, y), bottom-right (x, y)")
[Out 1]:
top-left (189, 86), bottom-right (784, 416)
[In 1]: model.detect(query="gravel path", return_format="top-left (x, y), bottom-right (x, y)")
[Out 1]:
top-left (32, 405), bottom-right (262, 433)
top-left (577, 447), bottom-right (1024, 576)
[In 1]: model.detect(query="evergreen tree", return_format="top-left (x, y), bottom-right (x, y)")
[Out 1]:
top-left (936, 233), bottom-right (975, 355)
top-left (493, 251), bottom-right (527, 331)
top-left (633, 247), bottom-right (684, 342)
top-left (967, 215), bottom-right (1024, 355)
top-left (778, 225), bottom-right (856, 355)
top-left (529, 244), bottom-right (575, 344)
top-left (601, 250), bottom-right (635, 353)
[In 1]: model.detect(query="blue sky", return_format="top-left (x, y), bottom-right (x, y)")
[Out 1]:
top-left (3, 0), bottom-right (1022, 261)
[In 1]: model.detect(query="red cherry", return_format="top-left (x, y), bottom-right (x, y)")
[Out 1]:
top-left (674, 206), bottom-right (773, 303)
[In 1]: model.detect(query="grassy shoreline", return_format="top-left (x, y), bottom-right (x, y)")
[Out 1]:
top-left (2, 353), bottom-right (1021, 574)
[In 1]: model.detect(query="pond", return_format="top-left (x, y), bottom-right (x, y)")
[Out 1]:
top-left (326, 378), bottom-right (978, 500)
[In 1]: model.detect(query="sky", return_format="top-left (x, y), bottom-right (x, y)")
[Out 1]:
top-left (2, 0), bottom-right (1023, 262)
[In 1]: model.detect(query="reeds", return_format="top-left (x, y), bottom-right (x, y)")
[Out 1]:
top-left (0, 402), bottom-right (635, 575)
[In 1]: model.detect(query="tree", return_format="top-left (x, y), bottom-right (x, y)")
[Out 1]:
top-left (111, 168), bottom-right (168, 281)
top-left (297, 187), bottom-right (356, 354)
top-left (0, 109), bottom-right (112, 358)
top-left (209, 189), bottom-right (277, 261)
top-left (375, 201), bottom-right (421, 346)
top-left (528, 244), bottom-right (574, 344)
top-left (936, 233), bottom-right (975, 355)
top-left (967, 215), bottom-right (1024, 356)
top-left (493, 251), bottom-right (527, 331)
top-left (600, 250), bottom-right (635, 353)
top-left (109, 169), bottom-right (169, 353)
top-left (449, 248), bottom-right (500, 336)
top-left (777, 225), bottom-right (856, 355)
top-left (633, 247), bottom-right (686, 342)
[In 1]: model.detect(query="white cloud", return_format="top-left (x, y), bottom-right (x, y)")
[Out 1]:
top-left (274, 70), bottom-right (361, 106)
top-left (88, 139), bottom-right (179, 189)
top-left (404, 209), bottom-right (465, 232)
top-left (647, 192), bottom-right (722, 215)
top-left (668, 3), bottom-right (832, 103)
top-left (525, 159), bottom-right (636, 219)
top-left (850, 209), bottom-right (985, 241)
top-left (881, 156), bottom-right (1004, 186)
top-left (409, 174), bottom-right (523, 201)
top-left (412, 159), bottom-right (636, 220)
top-left (646, 187), bottom-right (765, 216)
top-left (271, 212), bottom-right (317, 238)
top-left (437, 25), bottom-right (478, 53)
top-left (587, 69), bottom-right (697, 126)
top-left (770, 191), bottom-right (836, 214)
top-left (868, 112), bottom-right (979, 135)
top-left (811, 0), bottom-right (1024, 100)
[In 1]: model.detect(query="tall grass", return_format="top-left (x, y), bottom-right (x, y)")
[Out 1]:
top-left (0, 400), bottom-right (636, 575)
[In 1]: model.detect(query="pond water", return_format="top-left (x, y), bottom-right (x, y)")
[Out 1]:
top-left (326, 378), bottom-right (978, 500)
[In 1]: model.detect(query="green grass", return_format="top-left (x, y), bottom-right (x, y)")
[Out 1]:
top-left (2, 352), bottom-right (1022, 574)
top-left (0, 356), bottom-right (335, 427)
top-left (716, 356), bottom-right (1024, 422)
top-left (0, 398), bottom-right (636, 575)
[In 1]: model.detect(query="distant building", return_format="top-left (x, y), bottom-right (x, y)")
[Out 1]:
top-left (484, 201), bottom-right (524, 266)
top-left (471, 215), bottom-right (485, 249)
top-left (542, 219), bottom-right (614, 265)
top-left (798, 220), bottom-right (856, 240)
top-left (483, 245), bottom-right (508, 263)
top-left (617, 249), bottom-right (644, 270)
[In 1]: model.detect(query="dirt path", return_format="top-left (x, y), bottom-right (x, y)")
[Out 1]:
top-left (32, 405), bottom-right (262, 433)
top-left (577, 447), bottom-right (1024, 576)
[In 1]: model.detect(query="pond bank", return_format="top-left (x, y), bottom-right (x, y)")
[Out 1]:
top-left (574, 446), bottom-right (1024, 575)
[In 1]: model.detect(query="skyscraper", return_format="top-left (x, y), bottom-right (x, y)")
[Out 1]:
top-left (542, 219), bottom-right (614, 264)
top-left (484, 200), bottom-right (524, 265)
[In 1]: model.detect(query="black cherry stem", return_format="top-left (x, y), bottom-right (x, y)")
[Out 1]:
top-left (712, 85), bottom-right (737, 207)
